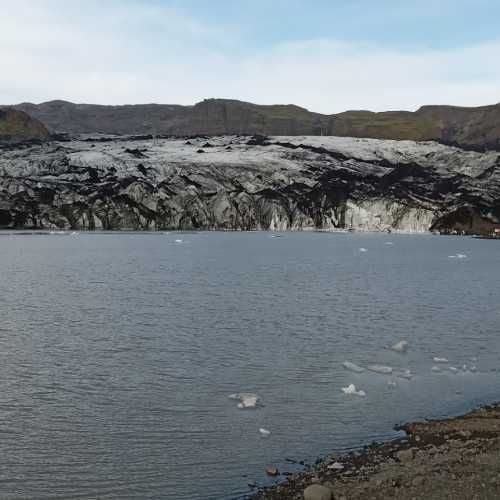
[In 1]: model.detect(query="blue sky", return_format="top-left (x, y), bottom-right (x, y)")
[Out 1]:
top-left (1, 0), bottom-right (499, 112)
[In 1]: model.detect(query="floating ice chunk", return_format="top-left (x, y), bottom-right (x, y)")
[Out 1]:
top-left (448, 253), bottom-right (467, 259)
top-left (387, 381), bottom-right (397, 388)
top-left (398, 369), bottom-right (413, 380)
top-left (228, 393), bottom-right (260, 409)
top-left (174, 239), bottom-right (184, 243)
top-left (367, 365), bottom-right (393, 375)
top-left (462, 364), bottom-right (468, 372)
top-left (327, 462), bottom-right (344, 470)
top-left (449, 366), bottom-right (459, 373)
top-left (385, 242), bottom-right (394, 245)
top-left (470, 357), bottom-right (477, 362)
top-left (259, 428), bottom-right (271, 437)
top-left (433, 357), bottom-right (448, 363)
top-left (388, 340), bottom-right (409, 353)
top-left (341, 384), bottom-right (366, 397)
top-left (359, 247), bottom-right (368, 252)
top-left (469, 365), bottom-right (477, 372)
top-left (431, 366), bottom-right (441, 373)
top-left (70, 231), bottom-right (79, 236)
top-left (342, 361), bottom-right (365, 373)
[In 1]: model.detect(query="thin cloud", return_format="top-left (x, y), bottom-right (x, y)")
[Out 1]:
top-left (1, 1), bottom-right (499, 111)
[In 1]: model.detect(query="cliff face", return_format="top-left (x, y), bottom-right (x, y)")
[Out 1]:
top-left (11, 99), bottom-right (500, 151)
top-left (0, 108), bottom-right (49, 144)
top-left (0, 135), bottom-right (498, 233)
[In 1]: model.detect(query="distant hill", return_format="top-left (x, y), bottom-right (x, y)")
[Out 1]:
top-left (10, 98), bottom-right (500, 151)
top-left (0, 108), bottom-right (49, 144)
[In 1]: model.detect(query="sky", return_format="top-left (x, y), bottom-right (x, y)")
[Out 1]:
top-left (1, 0), bottom-right (499, 113)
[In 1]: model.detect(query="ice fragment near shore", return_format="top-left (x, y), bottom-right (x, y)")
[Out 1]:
top-left (228, 393), bottom-right (260, 409)
top-left (327, 462), bottom-right (344, 470)
top-left (342, 361), bottom-right (365, 373)
top-left (341, 384), bottom-right (366, 397)
top-left (367, 365), bottom-right (393, 374)
top-left (388, 340), bottom-right (408, 353)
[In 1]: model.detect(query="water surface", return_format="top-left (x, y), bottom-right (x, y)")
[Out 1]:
top-left (0, 232), bottom-right (499, 499)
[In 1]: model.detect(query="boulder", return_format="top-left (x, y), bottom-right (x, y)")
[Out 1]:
top-left (304, 484), bottom-right (333, 500)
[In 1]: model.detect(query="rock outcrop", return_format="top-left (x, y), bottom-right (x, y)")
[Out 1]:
top-left (0, 108), bottom-right (49, 144)
top-left (10, 99), bottom-right (500, 151)
top-left (0, 135), bottom-right (499, 233)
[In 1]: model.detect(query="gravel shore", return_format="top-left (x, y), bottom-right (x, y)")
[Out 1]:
top-left (251, 403), bottom-right (500, 499)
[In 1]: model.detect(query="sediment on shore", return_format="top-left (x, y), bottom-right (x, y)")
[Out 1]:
top-left (251, 403), bottom-right (500, 500)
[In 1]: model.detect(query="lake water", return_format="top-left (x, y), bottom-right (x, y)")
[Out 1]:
top-left (0, 231), bottom-right (499, 499)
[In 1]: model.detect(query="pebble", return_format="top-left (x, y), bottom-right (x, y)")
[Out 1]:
top-left (266, 467), bottom-right (279, 477)
top-left (396, 449), bottom-right (414, 462)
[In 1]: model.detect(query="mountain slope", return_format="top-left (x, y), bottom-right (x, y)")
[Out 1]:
top-left (10, 99), bottom-right (500, 150)
top-left (0, 108), bottom-right (49, 144)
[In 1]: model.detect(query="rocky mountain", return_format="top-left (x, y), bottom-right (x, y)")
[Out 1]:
top-left (10, 99), bottom-right (500, 151)
top-left (0, 108), bottom-right (49, 144)
top-left (0, 135), bottom-right (498, 233)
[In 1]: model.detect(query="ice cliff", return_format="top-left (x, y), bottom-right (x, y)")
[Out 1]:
top-left (0, 135), bottom-right (499, 233)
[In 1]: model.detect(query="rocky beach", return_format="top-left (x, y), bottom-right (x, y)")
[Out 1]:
top-left (252, 404), bottom-right (500, 500)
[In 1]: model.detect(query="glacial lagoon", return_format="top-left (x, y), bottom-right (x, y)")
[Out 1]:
top-left (0, 231), bottom-right (499, 499)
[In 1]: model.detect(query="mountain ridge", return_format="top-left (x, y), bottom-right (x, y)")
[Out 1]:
top-left (8, 98), bottom-right (500, 151)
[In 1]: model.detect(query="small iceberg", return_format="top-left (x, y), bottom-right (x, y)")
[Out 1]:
top-left (359, 247), bottom-right (368, 252)
top-left (433, 357), bottom-right (448, 363)
top-left (398, 369), bottom-right (413, 380)
top-left (448, 253), bottom-right (467, 259)
top-left (259, 428), bottom-right (271, 437)
top-left (388, 340), bottom-right (408, 353)
top-left (174, 239), bottom-right (184, 243)
top-left (367, 365), bottom-right (393, 375)
top-left (342, 361), bottom-right (364, 373)
top-left (341, 384), bottom-right (366, 397)
top-left (228, 393), bottom-right (260, 409)
top-left (327, 462), bottom-right (344, 470)
top-left (449, 366), bottom-right (459, 373)
top-left (431, 366), bottom-right (441, 373)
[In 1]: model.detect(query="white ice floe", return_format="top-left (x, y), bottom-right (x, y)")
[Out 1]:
top-left (359, 247), bottom-right (368, 252)
top-left (367, 365), bottom-right (393, 375)
top-left (431, 366), bottom-right (441, 373)
top-left (385, 242), bottom-right (394, 245)
top-left (341, 384), bottom-right (366, 397)
top-left (70, 231), bottom-right (79, 236)
top-left (398, 369), bottom-right (413, 380)
top-left (388, 340), bottom-right (409, 353)
top-left (387, 381), bottom-right (397, 388)
top-left (433, 357), bottom-right (448, 363)
top-left (259, 428), bottom-right (271, 437)
top-left (448, 253), bottom-right (467, 259)
top-left (228, 393), bottom-right (260, 409)
top-left (462, 364), bottom-right (468, 372)
top-left (174, 239), bottom-right (184, 243)
top-left (470, 365), bottom-right (477, 372)
top-left (449, 366), bottom-right (459, 373)
top-left (327, 462), bottom-right (344, 470)
top-left (342, 361), bottom-right (365, 373)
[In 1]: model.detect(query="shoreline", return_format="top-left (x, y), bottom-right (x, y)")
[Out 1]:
top-left (249, 403), bottom-right (500, 499)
